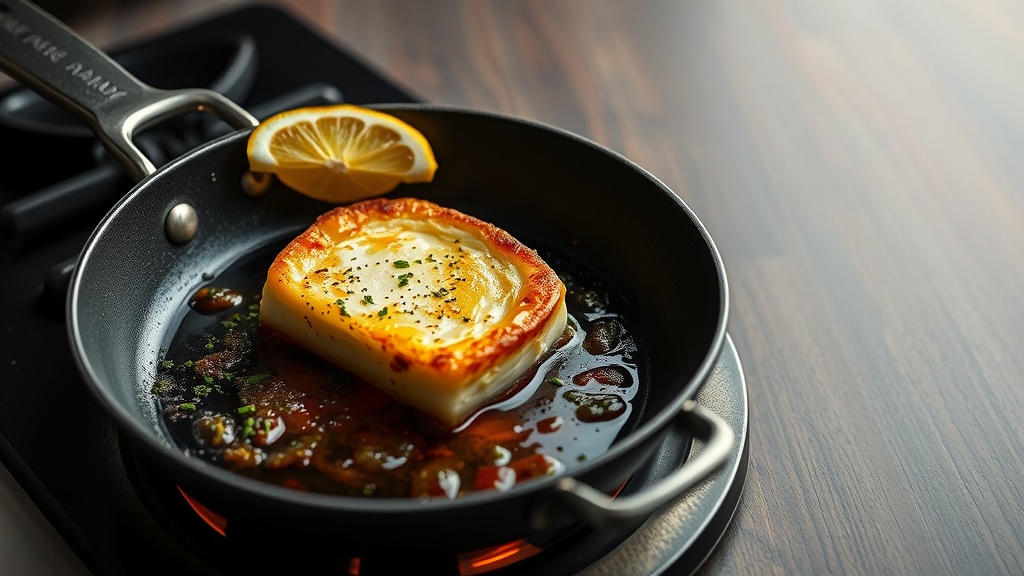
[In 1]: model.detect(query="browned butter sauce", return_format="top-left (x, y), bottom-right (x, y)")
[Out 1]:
top-left (152, 239), bottom-right (643, 499)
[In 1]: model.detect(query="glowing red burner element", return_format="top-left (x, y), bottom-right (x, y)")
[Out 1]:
top-left (176, 476), bottom-right (633, 574)
top-left (458, 540), bottom-right (544, 575)
top-left (177, 486), bottom-right (228, 537)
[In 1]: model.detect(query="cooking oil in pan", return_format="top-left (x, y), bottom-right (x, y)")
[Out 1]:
top-left (150, 238), bottom-right (646, 499)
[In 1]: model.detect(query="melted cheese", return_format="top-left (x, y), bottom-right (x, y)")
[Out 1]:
top-left (260, 197), bottom-right (568, 427)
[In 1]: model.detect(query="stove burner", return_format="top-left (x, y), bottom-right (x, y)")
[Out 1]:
top-left (174, 485), bottom-right (554, 575)
top-left (0, 6), bottom-right (747, 575)
top-left (165, 473), bottom-right (637, 575)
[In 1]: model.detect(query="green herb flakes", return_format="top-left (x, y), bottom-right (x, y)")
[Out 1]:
top-left (150, 378), bottom-right (170, 395)
top-left (335, 298), bottom-right (351, 317)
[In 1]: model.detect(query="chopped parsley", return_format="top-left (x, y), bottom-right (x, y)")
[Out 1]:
top-left (363, 295), bottom-right (375, 305)
top-left (393, 260), bottom-right (411, 269)
top-left (378, 307), bottom-right (389, 318)
top-left (335, 298), bottom-right (350, 317)
top-left (150, 378), bottom-right (170, 395)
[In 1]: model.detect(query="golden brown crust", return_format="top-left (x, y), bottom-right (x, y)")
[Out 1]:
top-left (261, 197), bottom-right (567, 426)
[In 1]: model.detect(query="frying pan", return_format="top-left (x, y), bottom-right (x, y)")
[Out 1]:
top-left (0, 0), bottom-right (734, 556)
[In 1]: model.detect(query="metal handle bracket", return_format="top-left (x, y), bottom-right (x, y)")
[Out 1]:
top-left (533, 399), bottom-right (735, 530)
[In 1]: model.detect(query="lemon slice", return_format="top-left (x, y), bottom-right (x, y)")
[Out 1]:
top-left (246, 104), bottom-right (438, 202)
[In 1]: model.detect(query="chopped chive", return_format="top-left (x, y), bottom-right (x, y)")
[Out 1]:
top-left (179, 403), bottom-right (196, 411)
top-left (238, 404), bottom-right (256, 414)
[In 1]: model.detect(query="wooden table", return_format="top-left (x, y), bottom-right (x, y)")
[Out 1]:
top-left (4, 1), bottom-right (1024, 574)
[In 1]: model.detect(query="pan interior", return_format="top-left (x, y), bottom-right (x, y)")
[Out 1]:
top-left (69, 106), bottom-right (726, 503)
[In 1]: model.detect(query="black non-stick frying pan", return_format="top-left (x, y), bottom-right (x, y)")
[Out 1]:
top-left (0, 0), bottom-right (733, 556)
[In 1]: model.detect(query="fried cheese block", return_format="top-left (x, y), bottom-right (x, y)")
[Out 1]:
top-left (260, 197), bottom-right (568, 427)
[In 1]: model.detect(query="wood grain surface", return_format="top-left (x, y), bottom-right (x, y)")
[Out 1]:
top-left (9, 0), bottom-right (1024, 574)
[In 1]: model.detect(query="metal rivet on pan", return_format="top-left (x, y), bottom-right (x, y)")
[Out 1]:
top-left (166, 203), bottom-right (198, 244)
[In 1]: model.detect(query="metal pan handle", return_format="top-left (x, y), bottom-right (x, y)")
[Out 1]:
top-left (535, 399), bottom-right (735, 529)
top-left (0, 0), bottom-right (258, 181)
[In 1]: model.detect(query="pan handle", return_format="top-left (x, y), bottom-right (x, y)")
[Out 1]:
top-left (533, 399), bottom-right (735, 530)
top-left (0, 0), bottom-right (258, 182)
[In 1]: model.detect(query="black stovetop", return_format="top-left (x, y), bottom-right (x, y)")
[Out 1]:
top-left (0, 6), bottom-right (412, 574)
top-left (0, 6), bottom-right (745, 575)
